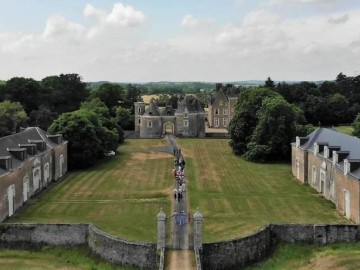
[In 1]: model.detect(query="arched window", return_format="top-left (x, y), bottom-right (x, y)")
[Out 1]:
top-left (138, 118), bottom-right (141, 124)
top-left (148, 120), bottom-right (152, 128)
top-left (138, 107), bottom-right (142, 114)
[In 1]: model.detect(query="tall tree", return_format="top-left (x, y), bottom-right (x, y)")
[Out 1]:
top-left (265, 77), bottom-right (275, 88)
top-left (90, 83), bottom-right (125, 111)
top-left (245, 96), bottom-right (300, 161)
top-left (4, 77), bottom-right (43, 114)
top-left (0, 100), bottom-right (27, 136)
top-left (41, 74), bottom-right (89, 114)
top-left (229, 88), bottom-right (278, 155)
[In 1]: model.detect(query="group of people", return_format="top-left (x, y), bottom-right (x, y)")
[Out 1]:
top-left (173, 183), bottom-right (186, 202)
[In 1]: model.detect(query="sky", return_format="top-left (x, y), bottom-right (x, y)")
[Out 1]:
top-left (0, 0), bottom-right (360, 82)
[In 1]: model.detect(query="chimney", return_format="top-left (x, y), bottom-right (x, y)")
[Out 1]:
top-left (0, 156), bottom-right (12, 170)
top-left (47, 134), bottom-right (63, 144)
top-left (215, 83), bottom-right (223, 92)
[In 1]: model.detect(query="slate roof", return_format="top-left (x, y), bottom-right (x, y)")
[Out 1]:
top-left (0, 127), bottom-right (63, 176)
top-left (143, 101), bottom-right (160, 116)
top-left (298, 127), bottom-right (360, 179)
top-left (175, 96), bottom-right (204, 114)
top-left (161, 105), bottom-right (175, 116)
top-left (208, 88), bottom-right (237, 106)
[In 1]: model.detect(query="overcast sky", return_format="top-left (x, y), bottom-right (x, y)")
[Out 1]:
top-left (0, 0), bottom-right (359, 82)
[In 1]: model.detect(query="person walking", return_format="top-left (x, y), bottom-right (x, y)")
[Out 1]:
top-left (173, 187), bottom-right (177, 200)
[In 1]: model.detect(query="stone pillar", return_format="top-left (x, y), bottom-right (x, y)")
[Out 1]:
top-left (157, 208), bottom-right (166, 250)
top-left (193, 207), bottom-right (203, 250)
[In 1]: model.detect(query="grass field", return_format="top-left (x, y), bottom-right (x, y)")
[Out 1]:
top-left (9, 140), bottom-right (174, 242)
top-left (247, 242), bottom-right (360, 269)
top-left (177, 139), bottom-right (349, 242)
top-left (335, 125), bottom-right (354, 135)
top-left (142, 94), bottom-right (159, 103)
top-left (10, 138), bottom-right (349, 244)
top-left (0, 247), bottom-right (136, 270)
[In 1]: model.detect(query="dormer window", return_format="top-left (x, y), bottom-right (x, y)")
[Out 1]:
top-left (184, 113), bottom-right (188, 118)
top-left (149, 112), bottom-right (153, 116)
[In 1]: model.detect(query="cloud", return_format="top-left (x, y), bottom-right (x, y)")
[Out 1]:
top-left (0, 2), bottom-right (360, 82)
top-left (43, 15), bottom-right (85, 39)
top-left (181, 15), bottom-right (199, 28)
top-left (84, 2), bottom-right (146, 27)
top-left (328, 14), bottom-right (349, 24)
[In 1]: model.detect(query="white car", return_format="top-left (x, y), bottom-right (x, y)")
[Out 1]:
top-left (104, 150), bottom-right (115, 157)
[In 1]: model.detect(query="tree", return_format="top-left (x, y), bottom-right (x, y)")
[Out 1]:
top-left (122, 84), bottom-right (142, 111)
top-left (265, 77), bottom-right (275, 88)
top-left (4, 77), bottom-right (43, 114)
top-left (244, 96), bottom-right (301, 161)
top-left (229, 88), bottom-right (278, 155)
top-left (48, 110), bottom-right (105, 169)
top-left (90, 83), bottom-right (125, 111)
top-left (80, 98), bottom-right (123, 145)
top-left (0, 100), bottom-right (27, 137)
top-left (41, 74), bottom-right (89, 114)
top-left (352, 114), bottom-right (360, 138)
top-left (116, 107), bottom-right (134, 131)
top-left (336, 72), bottom-right (348, 82)
top-left (27, 106), bottom-right (58, 130)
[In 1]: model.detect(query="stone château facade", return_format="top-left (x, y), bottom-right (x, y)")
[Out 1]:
top-left (207, 83), bottom-right (238, 129)
top-left (0, 127), bottom-right (68, 222)
top-left (135, 96), bottom-right (206, 138)
top-left (292, 127), bottom-right (360, 223)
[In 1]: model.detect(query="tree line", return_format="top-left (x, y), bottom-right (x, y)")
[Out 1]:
top-left (229, 73), bottom-right (360, 162)
top-left (0, 74), bottom-right (142, 169)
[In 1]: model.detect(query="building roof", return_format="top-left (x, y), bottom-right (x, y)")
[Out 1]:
top-left (161, 105), bottom-right (175, 116)
top-left (208, 88), bottom-right (237, 106)
top-left (0, 127), bottom-right (64, 176)
top-left (298, 127), bottom-right (360, 179)
top-left (143, 101), bottom-right (160, 116)
top-left (175, 95), bottom-right (204, 114)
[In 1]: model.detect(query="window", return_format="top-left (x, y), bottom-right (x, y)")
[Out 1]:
top-left (215, 109), bottom-right (219, 115)
top-left (138, 107), bottom-right (141, 114)
top-left (214, 118), bottom-right (219, 127)
top-left (223, 108), bottom-right (228, 116)
top-left (183, 120), bottom-right (189, 127)
top-left (138, 118), bottom-right (141, 124)
top-left (184, 113), bottom-right (188, 118)
top-left (147, 120), bottom-right (152, 128)
top-left (223, 118), bottom-right (228, 127)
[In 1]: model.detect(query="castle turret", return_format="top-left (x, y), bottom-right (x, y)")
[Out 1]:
top-left (134, 102), bottom-right (146, 132)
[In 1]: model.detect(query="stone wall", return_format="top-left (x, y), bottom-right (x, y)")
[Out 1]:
top-left (0, 223), bottom-right (158, 269)
top-left (0, 223), bottom-right (88, 249)
top-left (201, 224), bottom-right (360, 270)
top-left (88, 225), bottom-right (157, 269)
top-left (202, 226), bottom-right (272, 270)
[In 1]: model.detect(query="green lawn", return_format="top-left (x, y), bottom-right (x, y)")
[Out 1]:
top-left (0, 247), bottom-right (136, 270)
top-left (247, 242), bottom-right (360, 270)
top-left (335, 125), bottom-right (354, 135)
top-left (9, 139), bottom-right (174, 242)
top-left (177, 139), bottom-right (349, 242)
top-left (10, 139), bottom-right (349, 244)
